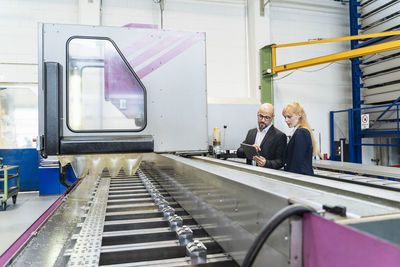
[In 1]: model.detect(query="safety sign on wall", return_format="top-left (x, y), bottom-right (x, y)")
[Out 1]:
top-left (361, 114), bottom-right (369, 130)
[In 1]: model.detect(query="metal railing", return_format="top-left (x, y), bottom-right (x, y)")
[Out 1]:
top-left (330, 101), bottom-right (400, 162)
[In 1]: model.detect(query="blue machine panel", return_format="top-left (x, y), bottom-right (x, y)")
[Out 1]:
top-left (0, 149), bottom-right (39, 191)
top-left (39, 163), bottom-right (77, 195)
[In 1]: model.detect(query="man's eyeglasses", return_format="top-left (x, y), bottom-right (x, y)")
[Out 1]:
top-left (257, 114), bottom-right (272, 120)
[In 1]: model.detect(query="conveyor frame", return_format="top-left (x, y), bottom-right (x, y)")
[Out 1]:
top-left (4, 154), bottom-right (400, 267)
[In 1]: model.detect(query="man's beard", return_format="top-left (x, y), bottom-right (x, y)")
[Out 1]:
top-left (258, 122), bottom-right (267, 130)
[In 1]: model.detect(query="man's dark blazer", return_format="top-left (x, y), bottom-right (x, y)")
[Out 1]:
top-left (237, 125), bottom-right (286, 169)
top-left (284, 128), bottom-right (314, 176)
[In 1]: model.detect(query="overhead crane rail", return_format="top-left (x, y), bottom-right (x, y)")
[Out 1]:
top-left (268, 30), bottom-right (400, 74)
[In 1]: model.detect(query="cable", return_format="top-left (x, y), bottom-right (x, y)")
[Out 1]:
top-left (273, 56), bottom-right (356, 80)
top-left (297, 62), bottom-right (335, 72)
top-left (241, 204), bottom-right (315, 267)
top-left (273, 62), bottom-right (337, 81)
top-left (333, 61), bottom-right (351, 66)
top-left (153, 0), bottom-right (164, 29)
top-left (273, 71), bottom-right (295, 80)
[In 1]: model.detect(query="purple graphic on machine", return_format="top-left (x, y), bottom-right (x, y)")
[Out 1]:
top-left (103, 29), bottom-right (205, 122)
top-left (303, 213), bottom-right (400, 267)
top-left (104, 44), bottom-right (145, 124)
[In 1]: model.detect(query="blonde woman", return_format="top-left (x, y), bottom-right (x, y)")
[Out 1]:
top-left (282, 102), bottom-right (316, 176)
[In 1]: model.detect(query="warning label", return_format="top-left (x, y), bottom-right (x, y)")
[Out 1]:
top-left (361, 114), bottom-right (369, 130)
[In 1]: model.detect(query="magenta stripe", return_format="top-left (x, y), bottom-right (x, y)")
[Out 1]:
top-left (123, 23), bottom-right (158, 29)
top-left (129, 33), bottom-right (186, 68)
top-left (123, 31), bottom-right (164, 58)
top-left (303, 213), bottom-right (400, 267)
top-left (0, 196), bottom-right (63, 266)
top-left (136, 33), bottom-right (204, 79)
top-left (0, 179), bottom-right (79, 265)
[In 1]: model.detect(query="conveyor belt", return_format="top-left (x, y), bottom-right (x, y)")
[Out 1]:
top-left (8, 154), bottom-right (400, 267)
top-left (314, 169), bottom-right (400, 192)
top-left (66, 169), bottom-right (238, 267)
top-left (312, 160), bottom-right (400, 180)
top-left (194, 156), bottom-right (400, 210)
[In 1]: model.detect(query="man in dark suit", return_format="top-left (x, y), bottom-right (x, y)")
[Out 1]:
top-left (237, 103), bottom-right (286, 169)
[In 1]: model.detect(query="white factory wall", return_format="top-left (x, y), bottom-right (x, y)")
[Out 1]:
top-left (208, 103), bottom-right (260, 151)
top-left (96, 0), bottom-right (252, 151)
top-left (0, 0), bottom-right (78, 66)
top-left (268, 0), bottom-right (352, 157)
top-left (0, 0), bottom-right (360, 160)
top-left (0, 0), bottom-right (250, 148)
top-left (101, 0), bottom-right (250, 101)
top-left (0, 0), bottom-right (79, 148)
top-left (207, 0), bottom-right (353, 153)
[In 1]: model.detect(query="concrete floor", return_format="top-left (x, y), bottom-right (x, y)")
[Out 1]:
top-left (0, 191), bottom-right (59, 255)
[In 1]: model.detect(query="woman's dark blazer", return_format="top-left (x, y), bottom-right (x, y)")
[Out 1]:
top-left (284, 127), bottom-right (314, 176)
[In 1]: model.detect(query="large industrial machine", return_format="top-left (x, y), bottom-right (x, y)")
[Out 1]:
top-left (1, 23), bottom-right (400, 267)
top-left (37, 23), bottom-right (208, 156)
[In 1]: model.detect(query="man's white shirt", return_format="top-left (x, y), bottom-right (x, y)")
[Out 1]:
top-left (252, 124), bottom-right (272, 166)
top-left (286, 126), bottom-right (298, 143)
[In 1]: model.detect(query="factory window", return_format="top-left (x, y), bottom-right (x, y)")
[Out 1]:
top-left (0, 87), bottom-right (37, 148)
top-left (67, 37), bottom-right (146, 132)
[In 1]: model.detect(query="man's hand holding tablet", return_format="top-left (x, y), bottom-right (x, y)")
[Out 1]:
top-left (240, 143), bottom-right (260, 159)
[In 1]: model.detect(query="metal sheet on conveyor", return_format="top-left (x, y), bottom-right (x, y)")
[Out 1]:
top-left (362, 15), bottom-right (400, 34)
top-left (365, 120), bottom-right (400, 130)
top-left (190, 157), bottom-right (400, 211)
top-left (364, 90), bottom-right (400, 104)
top-left (313, 169), bottom-right (400, 192)
top-left (312, 160), bottom-right (400, 179)
top-left (362, 48), bottom-right (400, 64)
top-left (360, 0), bottom-right (396, 18)
top-left (361, 106), bottom-right (398, 120)
top-left (96, 253), bottom-right (232, 267)
top-left (361, 2), bottom-right (400, 28)
top-left (361, 56), bottom-right (400, 76)
top-left (362, 69), bottom-right (400, 88)
top-left (7, 154), bottom-right (400, 267)
top-left (363, 83), bottom-right (400, 97)
top-left (9, 164), bottom-right (238, 266)
top-left (188, 156), bottom-right (400, 214)
top-left (360, 0), bottom-right (373, 5)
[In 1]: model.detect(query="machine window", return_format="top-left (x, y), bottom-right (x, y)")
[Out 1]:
top-left (67, 38), bottom-right (146, 132)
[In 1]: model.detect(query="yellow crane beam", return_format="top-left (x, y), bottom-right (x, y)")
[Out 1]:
top-left (273, 30), bottom-right (400, 48)
top-left (271, 31), bottom-right (400, 74)
top-left (274, 39), bottom-right (400, 73)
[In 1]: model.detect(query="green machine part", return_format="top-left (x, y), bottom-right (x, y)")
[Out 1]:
top-left (259, 45), bottom-right (274, 104)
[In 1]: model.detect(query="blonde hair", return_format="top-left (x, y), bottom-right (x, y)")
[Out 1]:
top-left (282, 102), bottom-right (317, 156)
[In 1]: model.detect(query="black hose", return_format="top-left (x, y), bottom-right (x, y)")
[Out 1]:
top-left (59, 163), bottom-right (72, 188)
top-left (241, 204), bottom-right (315, 267)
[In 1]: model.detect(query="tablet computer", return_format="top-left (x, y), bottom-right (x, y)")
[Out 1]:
top-left (240, 143), bottom-right (260, 159)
